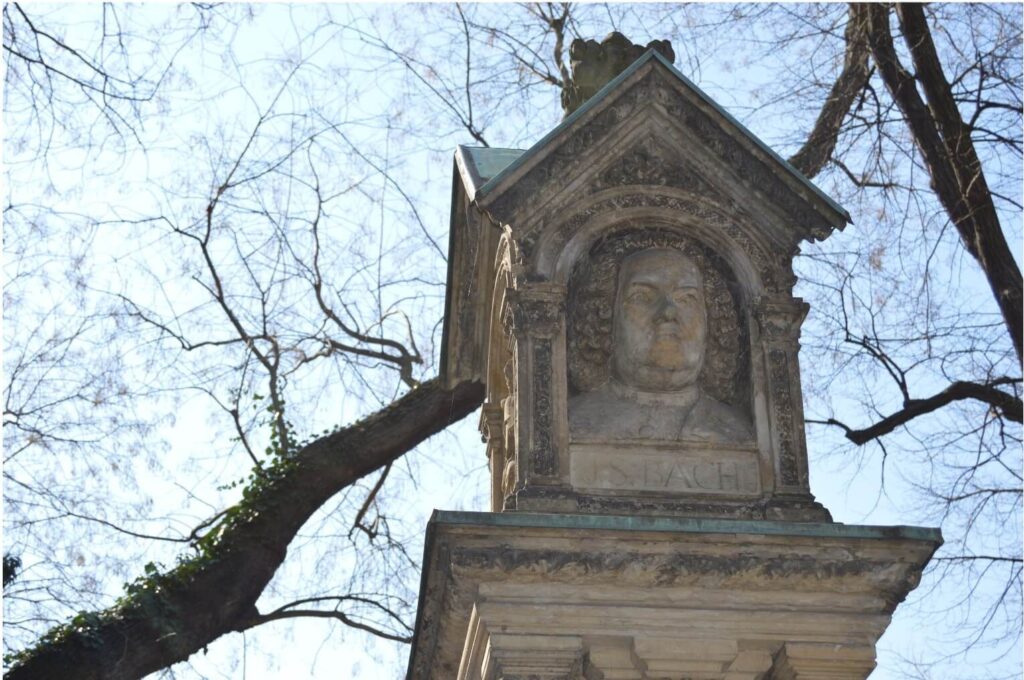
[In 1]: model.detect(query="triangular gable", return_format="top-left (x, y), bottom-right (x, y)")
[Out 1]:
top-left (463, 49), bottom-right (849, 234)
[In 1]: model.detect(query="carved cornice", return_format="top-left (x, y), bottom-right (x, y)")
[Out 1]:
top-left (407, 514), bottom-right (940, 680)
top-left (449, 546), bottom-right (926, 611)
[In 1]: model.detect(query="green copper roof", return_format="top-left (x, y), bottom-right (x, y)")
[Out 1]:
top-left (454, 145), bottom-right (526, 201)
top-left (463, 49), bottom-right (849, 224)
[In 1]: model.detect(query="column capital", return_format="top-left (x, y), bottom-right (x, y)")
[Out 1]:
top-left (753, 295), bottom-right (809, 344)
top-left (502, 284), bottom-right (566, 336)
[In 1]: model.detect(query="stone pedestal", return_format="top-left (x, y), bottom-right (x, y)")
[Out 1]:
top-left (408, 512), bottom-right (940, 680)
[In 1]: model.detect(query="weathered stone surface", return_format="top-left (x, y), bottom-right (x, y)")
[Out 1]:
top-left (562, 32), bottom-right (675, 117)
top-left (567, 241), bottom-right (753, 445)
top-left (406, 512), bottom-right (941, 680)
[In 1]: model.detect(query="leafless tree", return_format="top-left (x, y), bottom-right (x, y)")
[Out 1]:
top-left (3, 4), bottom-right (1020, 679)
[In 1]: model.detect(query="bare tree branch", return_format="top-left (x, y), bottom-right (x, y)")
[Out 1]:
top-left (809, 377), bottom-right (1022, 445)
top-left (787, 4), bottom-right (872, 178)
top-left (865, 3), bottom-right (1022, 361)
top-left (243, 594), bottom-right (413, 643)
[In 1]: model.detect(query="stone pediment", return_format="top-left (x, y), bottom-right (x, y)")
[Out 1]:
top-left (465, 50), bottom-right (848, 250)
top-left (443, 51), bottom-right (849, 389)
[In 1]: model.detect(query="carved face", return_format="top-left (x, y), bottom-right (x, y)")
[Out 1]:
top-left (611, 249), bottom-right (706, 391)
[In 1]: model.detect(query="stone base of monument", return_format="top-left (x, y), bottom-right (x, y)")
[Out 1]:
top-left (407, 512), bottom-right (940, 680)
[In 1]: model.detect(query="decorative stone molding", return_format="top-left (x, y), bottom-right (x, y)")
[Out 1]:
top-left (500, 284), bottom-right (568, 489)
top-left (503, 288), bottom-right (565, 337)
top-left (768, 348), bottom-right (802, 488)
top-left (482, 634), bottom-right (584, 680)
top-left (484, 65), bottom-right (837, 243)
top-left (479, 403), bottom-right (507, 512)
top-left (767, 643), bottom-right (877, 680)
top-left (530, 338), bottom-right (556, 476)
top-left (754, 295), bottom-right (809, 346)
top-left (531, 189), bottom-right (788, 294)
top-left (595, 136), bottom-right (717, 194)
top-left (407, 512), bottom-right (941, 680)
top-left (480, 403), bottom-right (505, 448)
top-left (752, 295), bottom-right (812, 492)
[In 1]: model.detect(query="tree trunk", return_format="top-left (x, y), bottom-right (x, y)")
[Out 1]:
top-left (6, 378), bottom-right (485, 680)
top-left (787, 5), bottom-right (871, 179)
top-left (864, 3), bottom-right (1023, 361)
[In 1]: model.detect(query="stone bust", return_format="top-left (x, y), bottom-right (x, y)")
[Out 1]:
top-left (569, 246), bottom-right (752, 442)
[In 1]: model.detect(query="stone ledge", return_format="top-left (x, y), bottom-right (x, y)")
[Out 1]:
top-left (430, 509), bottom-right (942, 544)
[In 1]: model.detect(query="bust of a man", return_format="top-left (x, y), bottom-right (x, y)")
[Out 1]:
top-left (569, 248), bottom-right (752, 442)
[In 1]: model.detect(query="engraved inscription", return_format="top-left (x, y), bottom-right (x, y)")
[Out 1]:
top-left (570, 446), bottom-right (761, 495)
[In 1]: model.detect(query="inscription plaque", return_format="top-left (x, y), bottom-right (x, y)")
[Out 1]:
top-left (570, 444), bottom-right (761, 495)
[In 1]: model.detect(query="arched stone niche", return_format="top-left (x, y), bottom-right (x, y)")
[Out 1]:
top-left (485, 189), bottom-right (830, 521)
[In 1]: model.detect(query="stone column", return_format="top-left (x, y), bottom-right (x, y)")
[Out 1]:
top-left (754, 295), bottom-right (811, 496)
top-left (479, 403), bottom-right (506, 512)
top-left (501, 282), bottom-right (572, 511)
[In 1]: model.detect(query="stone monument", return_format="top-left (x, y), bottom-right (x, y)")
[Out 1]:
top-left (410, 33), bottom-right (940, 679)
